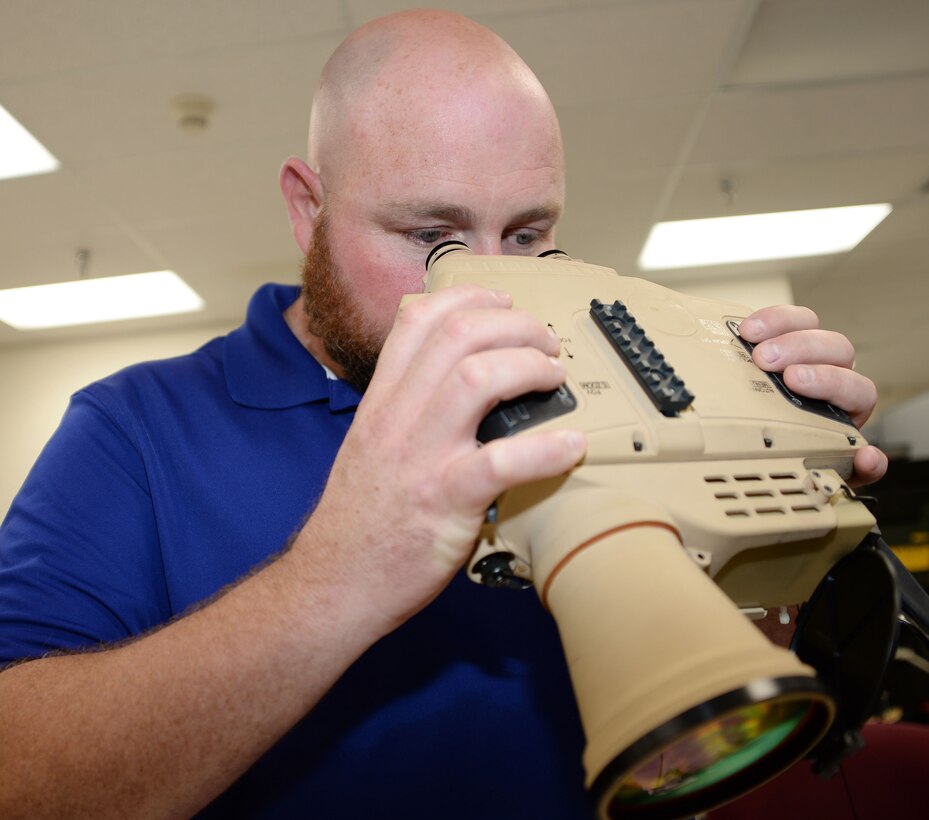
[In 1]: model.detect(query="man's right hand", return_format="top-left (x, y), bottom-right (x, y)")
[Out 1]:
top-left (295, 283), bottom-right (587, 634)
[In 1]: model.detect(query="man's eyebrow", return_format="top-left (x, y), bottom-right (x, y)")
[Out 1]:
top-left (376, 201), bottom-right (562, 226)
top-left (377, 202), bottom-right (478, 224)
top-left (505, 203), bottom-right (562, 228)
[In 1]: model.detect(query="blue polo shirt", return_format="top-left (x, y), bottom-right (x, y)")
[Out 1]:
top-left (0, 283), bottom-right (589, 818)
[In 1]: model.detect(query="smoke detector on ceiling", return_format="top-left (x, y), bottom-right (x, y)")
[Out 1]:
top-left (170, 93), bottom-right (215, 134)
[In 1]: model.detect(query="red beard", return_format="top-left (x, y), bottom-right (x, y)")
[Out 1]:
top-left (301, 213), bottom-right (383, 392)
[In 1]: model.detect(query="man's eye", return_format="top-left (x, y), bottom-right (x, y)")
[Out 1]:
top-left (510, 231), bottom-right (538, 247)
top-left (406, 229), bottom-right (447, 245)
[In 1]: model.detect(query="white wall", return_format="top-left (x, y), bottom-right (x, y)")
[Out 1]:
top-left (0, 322), bottom-right (235, 519)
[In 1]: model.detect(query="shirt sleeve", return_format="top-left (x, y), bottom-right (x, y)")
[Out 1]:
top-left (0, 388), bottom-right (172, 667)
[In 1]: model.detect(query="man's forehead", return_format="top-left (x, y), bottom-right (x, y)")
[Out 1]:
top-left (319, 63), bottom-right (565, 224)
top-left (325, 117), bottom-right (564, 216)
top-left (341, 119), bottom-right (563, 189)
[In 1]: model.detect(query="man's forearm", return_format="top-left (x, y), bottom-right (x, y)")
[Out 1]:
top-left (0, 285), bottom-right (590, 819)
top-left (0, 539), bottom-right (385, 819)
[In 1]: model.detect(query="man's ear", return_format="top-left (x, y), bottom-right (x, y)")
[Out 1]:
top-left (280, 157), bottom-right (324, 253)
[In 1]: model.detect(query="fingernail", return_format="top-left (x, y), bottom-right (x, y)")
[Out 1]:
top-left (758, 343), bottom-right (780, 365)
top-left (739, 318), bottom-right (763, 339)
top-left (794, 366), bottom-right (815, 385)
top-left (565, 430), bottom-right (586, 454)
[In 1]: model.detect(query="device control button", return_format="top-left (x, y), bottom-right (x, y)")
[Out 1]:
top-left (477, 384), bottom-right (578, 443)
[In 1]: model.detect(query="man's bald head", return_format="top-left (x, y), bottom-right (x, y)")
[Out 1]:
top-left (307, 9), bottom-right (563, 199)
top-left (280, 10), bottom-right (566, 386)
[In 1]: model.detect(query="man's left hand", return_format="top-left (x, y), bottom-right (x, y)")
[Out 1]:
top-left (738, 304), bottom-right (887, 487)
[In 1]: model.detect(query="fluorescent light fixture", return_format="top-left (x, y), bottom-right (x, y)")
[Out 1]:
top-left (638, 203), bottom-right (892, 270)
top-left (0, 102), bottom-right (60, 181)
top-left (0, 271), bottom-right (204, 330)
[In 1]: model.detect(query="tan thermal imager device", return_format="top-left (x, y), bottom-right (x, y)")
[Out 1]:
top-left (415, 242), bottom-right (886, 819)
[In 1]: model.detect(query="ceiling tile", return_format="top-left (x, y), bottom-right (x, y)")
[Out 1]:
top-left (690, 75), bottom-right (929, 165)
top-left (561, 96), bottom-right (705, 175)
top-left (0, 35), bottom-right (341, 167)
top-left (0, 169), bottom-right (155, 290)
top-left (78, 138), bottom-right (291, 226)
top-left (0, 170), bottom-right (114, 264)
top-left (480, 0), bottom-right (749, 107)
top-left (0, 0), bottom-right (347, 81)
top-left (138, 209), bottom-right (297, 287)
top-left (557, 169), bottom-right (670, 274)
top-left (346, 0), bottom-right (572, 26)
top-left (729, 0), bottom-right (929, 87)
top-left (662, 150), bottom-right (929, 220)
top-left (0, 219), bottom-right (167, 323)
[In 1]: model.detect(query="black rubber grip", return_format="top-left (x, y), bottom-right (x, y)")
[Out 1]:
top-left (477, 385), bottom-right (577, 443)
top-left (726, 320), bottom-right (856, 428)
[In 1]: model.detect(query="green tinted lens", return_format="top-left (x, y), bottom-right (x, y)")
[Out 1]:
top-left (609, 701), bottom-right (810, 809)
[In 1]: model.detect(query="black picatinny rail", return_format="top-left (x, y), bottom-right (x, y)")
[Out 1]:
top-left (590, 298), bottom-right (694, 417)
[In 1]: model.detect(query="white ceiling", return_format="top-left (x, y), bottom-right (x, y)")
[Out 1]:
top-left (1, 0), bottom-right (927, 408)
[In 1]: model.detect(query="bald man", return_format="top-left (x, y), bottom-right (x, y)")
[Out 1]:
top-left (0, 10), bottom-right (885, 819)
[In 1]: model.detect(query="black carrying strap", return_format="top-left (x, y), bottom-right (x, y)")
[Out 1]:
top-left (790, 529), bottom-right (929, 777)
top-left (865, 530), bottom-right (929, 638)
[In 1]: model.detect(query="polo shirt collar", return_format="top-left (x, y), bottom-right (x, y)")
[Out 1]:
top-left (223, 283), bottom-right (362, 412)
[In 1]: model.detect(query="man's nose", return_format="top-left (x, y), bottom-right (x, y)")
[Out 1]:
top-left (469, 236), bottom-right (504, 256)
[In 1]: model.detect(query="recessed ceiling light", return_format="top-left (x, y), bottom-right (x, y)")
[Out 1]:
top-left (638, 203), bottom-right (892, 270)
top-left (0, 102), bottom-right (60, 181)
top-left (0, 271), bottom-right (205, 330)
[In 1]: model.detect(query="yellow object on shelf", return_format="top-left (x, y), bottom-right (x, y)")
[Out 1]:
top-left (892, 540), bottom-right (929, 573)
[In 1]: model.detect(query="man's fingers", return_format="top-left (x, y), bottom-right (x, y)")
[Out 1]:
top-left (446, 429), bottom-right (587, 513)
top-left (741, 304), bottom-right (878, 435)
top-left (781, 364), bottom-right (877, 427)
top-left (850, 445), bottom-right (888, 488)
top-left (374, 286), bottom-right (516, 383)
top-left (414, 347), bottom-right (567, 445)
top-left (752, 329), bottom-right (855, 372)
top-left (738, 305), bottom-right (819, 342)
top-left (400, 306), bottom-right (561, 393)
